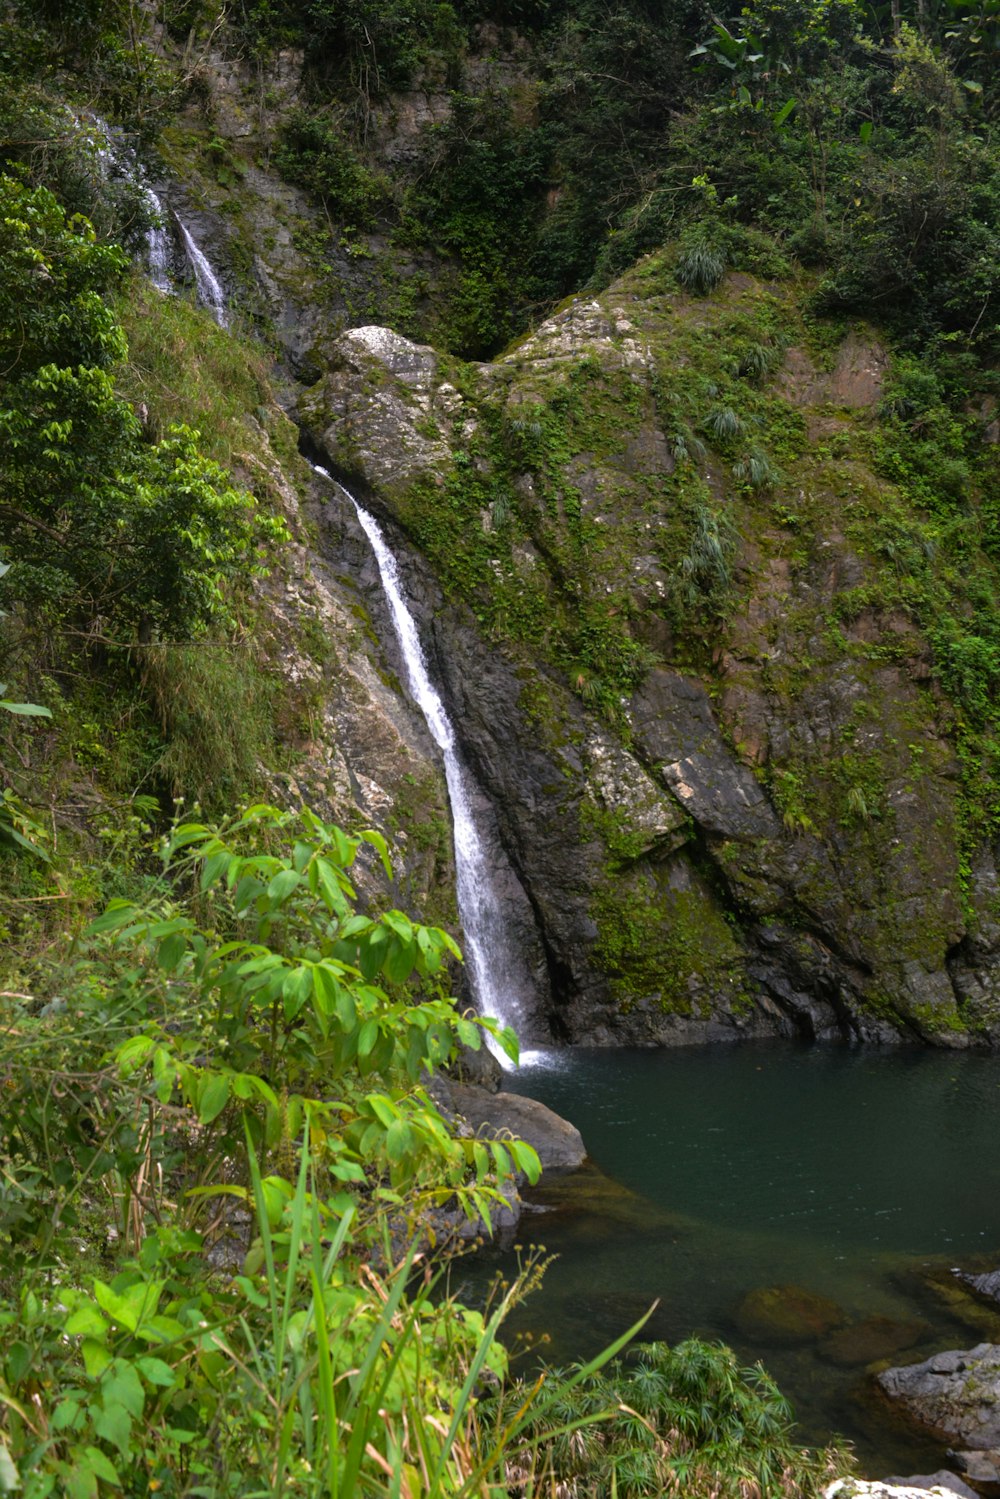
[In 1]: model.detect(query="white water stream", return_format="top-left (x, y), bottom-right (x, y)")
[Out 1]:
top-left (178, 221), bottom-right (228, 328)
top-left (310, 463), bottom-right (531, 1064)
top-left (143, 186), bottom-right (172, 294)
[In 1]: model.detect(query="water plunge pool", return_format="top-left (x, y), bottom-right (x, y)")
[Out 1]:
top-left (461, 1042), bottom-right (1000, 1476)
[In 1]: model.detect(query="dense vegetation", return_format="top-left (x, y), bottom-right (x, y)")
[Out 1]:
top-left (1, 0), bottom-right (998, 1489)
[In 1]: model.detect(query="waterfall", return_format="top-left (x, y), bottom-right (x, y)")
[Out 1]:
top-left (178, 222), bottom-right (229, 328)
top-left (143, 187), bottom-right (172, 294)
top-left (78, 113), bottom-right (172, 293)
top-left (309, 462), bottom-right (531, 1064)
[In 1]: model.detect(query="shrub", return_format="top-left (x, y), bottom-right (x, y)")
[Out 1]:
top-left (677, 235), bottom-right (727, 294)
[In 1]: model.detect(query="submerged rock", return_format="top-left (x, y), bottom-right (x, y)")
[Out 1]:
top-left (734, 1284), bottom-right (846, 1345)
top-left (820, 1315), bottom-right (930, 1368)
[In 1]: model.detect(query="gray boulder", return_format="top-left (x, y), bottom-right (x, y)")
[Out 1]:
top-left (441, 1082), bottom-right (587, 1172)
top-left (877, 1344), bottom-right (1000, 1455)
top-left (885, 1474), bottom-right (976, 1499)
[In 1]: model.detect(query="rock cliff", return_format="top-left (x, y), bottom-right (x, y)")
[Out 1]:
top-left (296, 271), bottom-right (1000, 1049)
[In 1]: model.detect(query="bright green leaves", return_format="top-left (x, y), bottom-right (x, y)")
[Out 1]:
top-left (92, 1278), bottom-right (164, 1336)
top-left (91, 802), bottom-right (520, 1232)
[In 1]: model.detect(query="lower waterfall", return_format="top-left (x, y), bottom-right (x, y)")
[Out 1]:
top-left (178, 221), bottom-right (229, 328)
top-left (310, 462), bottom-right (534, 1064)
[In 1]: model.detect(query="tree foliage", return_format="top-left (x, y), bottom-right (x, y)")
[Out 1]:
top-left (0, 175), bottom-right (286, 641)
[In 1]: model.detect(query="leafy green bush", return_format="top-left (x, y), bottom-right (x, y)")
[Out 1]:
top-left (0, 805), bottom-right (543, 1492)
top-left (275, 110), bottom-right (389, 229)
top-left (677, 235), bottom-right (727, 294)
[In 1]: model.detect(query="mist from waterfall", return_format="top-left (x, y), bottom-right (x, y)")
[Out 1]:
top-left (309, 462), bottom-right (532, 1065)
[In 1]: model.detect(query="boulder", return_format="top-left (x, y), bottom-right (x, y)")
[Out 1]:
top-left (441, 1082), bottom-right (587, 1172)
top-left (884, 1475), bottom-right (976, 1499)
top-left (961, 1270), bottom-right (1000, 1308)
top-left (877, 1344), bottom-right (1000, 1455)
top-left (826, 1481), bottom-right (974, 1499)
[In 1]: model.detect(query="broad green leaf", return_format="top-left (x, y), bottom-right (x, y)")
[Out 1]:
top-left (51, 1398), bottom-right (81, 1432)
top-left (64, 1303), bottom-right (108, 1339)
top-left (105, 1363), bottom-right (144, 1420)
top-left (135, 1356), bottom-right (176, 1388)
top-left (312, 963), bottom-right (339, 1017)
top-left (330, 825), bottom-right (358, 866)
top-left (83, 1449), bottom-right (119, 1487)
top-left (65, 1462), bottom-right (98, 1499)
top-left (86, 900), bottom-right (138, 936)
top-left (385, 1117), bottom-right (414, 1164)
top-left (455, 1017), bottom-right (480, 1050)
top-left (93, 1278), bottom-right (163, 1334)
top-left (336, 984), bottom-right (357, 1032)
top-left (199, 849), bottom-right (230, 892)
top-left (197, 1072), bottom-right (231, 1124)
top-left (0, 700), bottom-right (52, 716)
top-left (361, 826), bottom-right (392, 875)
top-left (316, 860), bottom-right (348, 915)
top-left (511, 1139), bottom-right (542, 1184)
top-left (137, 1314), bottom-right (186, 1344)
top-left (382, 936), bottom-right (416, 985)
top-left (357, 1018), bottom-right (379, 1057)
top-left (115, 1035), bottom-right (156, 1073)
top-left (282, 964), bottom-right (313, 1020)
top-left (366, 1093), bottom-right (398, 1128)
top-left (156, 931), bottom-right (187, 971)
top-left (81, 1338), bottom-right (112, 1378)
top-left (358, 926), bottom-right (388, 980)
top-left (267, 868), bottom-right (300, 903)
top-left (232, 873), bottom-right (264, 913)
top-left (93, 1400), bottom-right (131, 1457)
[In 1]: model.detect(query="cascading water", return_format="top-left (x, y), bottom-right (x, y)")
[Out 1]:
top-left (143, 187), bottom-right (172, 294)
top-left (78, 113), bottom-right (172, 293)
top-left (178, 222), bottom-right (229, 328)
top-left (309, 462), bottom-right (533, 1063)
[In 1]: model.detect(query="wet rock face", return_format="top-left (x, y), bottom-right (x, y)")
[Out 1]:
top-left (300, 275), bottom-right (1000, 1050)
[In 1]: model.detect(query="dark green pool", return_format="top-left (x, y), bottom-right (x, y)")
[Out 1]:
top-left (460, 1042), bottom-right (1000, 1476)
